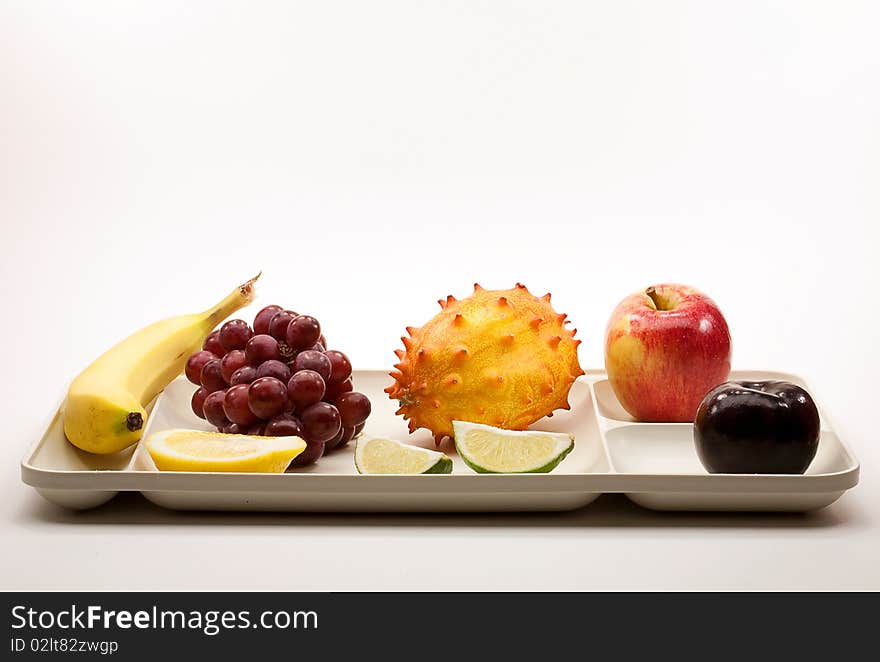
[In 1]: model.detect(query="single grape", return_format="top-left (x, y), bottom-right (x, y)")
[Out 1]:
top-left (245, 334), bottom-right (280, 364)
top-left (253, 305), bottom-right (283, 335)
top-left (336, 426), bottom-right (356, 449)
top-left (300, 401), bottom-right (341, 443)
top-left (323, 426), bottom-right (345, 453)
top-left (324, 378), bottom-right (353, 401)
top-left (268, 310), bottom-right (297, 341)
top-left (221, 422), bottom-right (243, 434)
top-left (203, 330), bottom-right (226, 358)
top-left (285, 315), bottom-right (321, 350)
top-left (248, 377), bottom-right (288, 420)
top-left (319, 334), bottom-right (327, 348)
top-left (292, 349), bottom-right (332, 382)
top-left (334, 391), bottom-right (371, 427)
top-left (230, 365), bottom-right (258, 385)
top-left (185, 350), bottom-right (217, 385)
top-left (256, 359), bottom-right (291, 383)
top-left (287, 370), bottom-right (326, 411)
top-left (200, 359), bottom-right (227, 393)
top-left (223, 384), bottom-right (258, 426)
top-left (264, 413), bottom-right (304, 438)
top-left (324, 350), bottom-right (352, 384)
top-left (191, 387), bottom-right (209, 419)
top-left (220, 349), bottom-right (248, 383)
top-left (219, 319), bottom-right (253, 351)
top-left (203, 390), bottom-right (230, 427)
top-left (287, 440), bottom-right (325, 468)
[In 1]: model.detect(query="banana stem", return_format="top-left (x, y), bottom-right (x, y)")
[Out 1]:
top-left (206, 272), bottom-right (261, 325)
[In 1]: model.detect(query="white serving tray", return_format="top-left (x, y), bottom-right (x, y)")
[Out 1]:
top-left (21, 370), bottom-right (859, 513)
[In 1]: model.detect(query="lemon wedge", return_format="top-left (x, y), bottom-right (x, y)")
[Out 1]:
top-left (145, 429), bottom-right (306, 472)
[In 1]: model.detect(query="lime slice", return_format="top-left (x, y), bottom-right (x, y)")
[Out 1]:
top-left (452, 420), bottom-right (574, 473)
top-left (145, 429), bottom-right (306, 472)
top-left (355, 436), bottom-right (453, 474)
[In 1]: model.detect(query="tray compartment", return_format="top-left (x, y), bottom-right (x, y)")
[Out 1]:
top-left (593, 371), bottom-right (831, 427)
top-left (23, 371), bottom-right (613, 512)
top-left (604, 425), bottom-right (852, 476)
top-left (589, 371), bottom-right (860, 512)
top-left (133, 373), bottom-right (610, 477)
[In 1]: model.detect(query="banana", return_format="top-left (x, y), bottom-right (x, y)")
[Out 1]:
top-left (63, 274), bottom-right (260, 454)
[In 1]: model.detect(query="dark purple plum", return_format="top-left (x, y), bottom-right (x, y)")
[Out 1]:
top-left (694, 380), bottom-right (820, 474)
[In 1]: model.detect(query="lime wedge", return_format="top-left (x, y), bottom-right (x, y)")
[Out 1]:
top-left (355, 436), bottom-right (452, 474)
top-left (452, 420), bottom-right (574, 473)
top-left (145, 429), bottom-right (306, 472)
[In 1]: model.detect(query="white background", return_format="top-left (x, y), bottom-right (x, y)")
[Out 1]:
top-left (1, 1), bottom-right (878, 589)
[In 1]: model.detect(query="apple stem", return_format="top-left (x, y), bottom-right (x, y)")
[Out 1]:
top-left (646, 286), bottom-right (662, 311)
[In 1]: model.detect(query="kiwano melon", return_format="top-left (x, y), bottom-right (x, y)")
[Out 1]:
top-left (385, 283), bottom-right (584, 443)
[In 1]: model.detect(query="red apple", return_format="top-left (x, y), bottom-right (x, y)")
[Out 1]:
top-left (604, 284), bottom-right (731, 422)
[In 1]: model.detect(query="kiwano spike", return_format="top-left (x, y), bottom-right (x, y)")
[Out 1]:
top-left (548, 335), bottom-right (562, 348)
top-left (498, 296), bottom-right (508, 307)
top-left (446, 374), bottom-right (460, 386)
top-left (515, 283), bottom-right (527, 290)
top-left (453, 346), bottom-right (469, 362)
top-left (437, 299), bottom-right (446, 309)
top-left (394, 406), bottom-right (406, 416)
top-left (529, 316), bottom-right (543, 329)
top-left (447, 295), bottom-right (456, 304)
top-left (473, 283), bottom-right (483, 292)
top-left (547, 412), bottom-right (554, 418)
top-left (401, 336), bottom-right (413, 350)
top-left (453, 313), bottom-right (465, 326)
top-left (408, 420), bottom-right (417, 433)
top-left (393, 362), bottom-right (405, 371)
top-left (417, 381), bottom-right (429, 394)
top-left (542, 292), bottom-right (551, 302)
top-left (416, 348), bottom-right (426, 361)
top-left (405, 326), bottom-right (419, 336)
top-left (557, 313), bottom-right (567, 323)
top-left (502, 333), bottom-right (515, 345)
top-left (432, 399), bottom-right (441, 409)
top-left (389, 369), bottom-right (404, 380)
top-left (542, 382), bottom-right (555, 395)
top-left (394, 349), bottom-right (405, 359)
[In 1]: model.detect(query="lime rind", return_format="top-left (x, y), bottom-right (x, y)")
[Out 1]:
top-left (452, 420), bottom-right (574, 474)
top-left (423, 455), bottom-right (454, 474)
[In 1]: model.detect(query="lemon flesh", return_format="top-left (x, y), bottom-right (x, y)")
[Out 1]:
top-left (145, 429), bottom-right (306, 472)
top-left (355, 436), bottom-right (452, 474)
top-left (452, 420), bottom-right (574, 473)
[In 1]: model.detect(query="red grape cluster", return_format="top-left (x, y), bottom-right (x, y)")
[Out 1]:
top-left (185, 305), bottom-right (371, 467)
